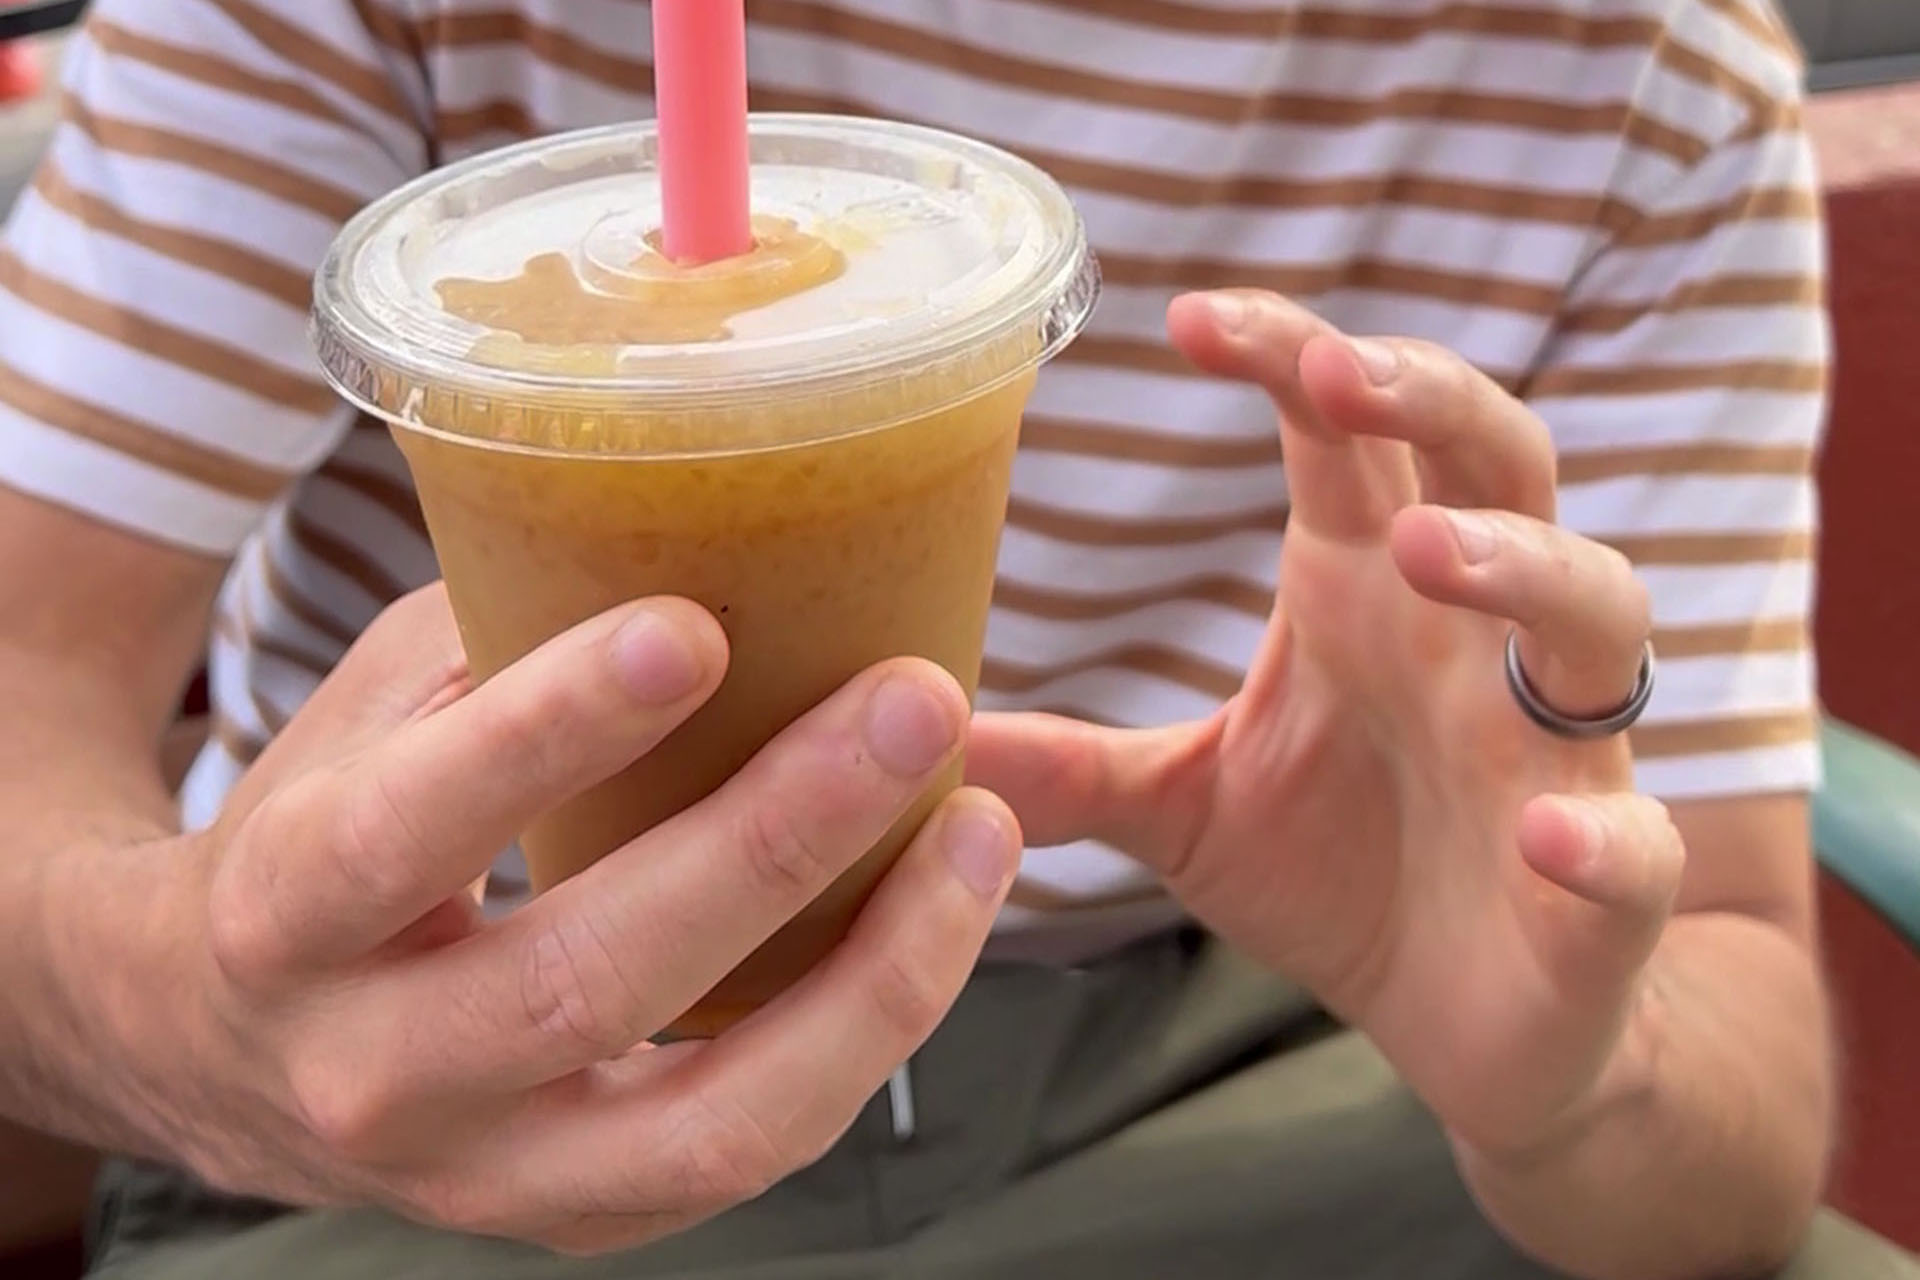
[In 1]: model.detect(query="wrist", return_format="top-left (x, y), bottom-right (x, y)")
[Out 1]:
top-left (1446, 940), bottom-right (1826, 1280)
top-left (1452, 971), bottom-right (1668, 1176)
top-left (10, 831), bottom-right (204, 1157)
top-left (0, 834), bottom-right (92, 1138)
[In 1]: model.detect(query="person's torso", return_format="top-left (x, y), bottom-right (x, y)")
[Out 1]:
top-left (187, 0), bottom-right (1696, 953)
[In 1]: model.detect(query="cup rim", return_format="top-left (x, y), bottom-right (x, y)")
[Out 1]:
top-left (310, 113), bottom-right (1100, 460)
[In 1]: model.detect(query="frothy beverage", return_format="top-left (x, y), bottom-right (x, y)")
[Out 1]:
top-left (313, 118), bottom-right (1097, 1038)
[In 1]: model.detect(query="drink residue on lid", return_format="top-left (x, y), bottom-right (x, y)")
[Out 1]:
top-left (435, 214), bottom-right (846, 356)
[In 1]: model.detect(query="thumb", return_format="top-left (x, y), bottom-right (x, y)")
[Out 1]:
top-left (966, 711), bottom-right (1215, 868)
top-left (1516, 793), bottom-right (1686, 1000)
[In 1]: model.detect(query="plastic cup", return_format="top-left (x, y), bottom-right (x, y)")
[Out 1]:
top-left (311, 115), bottom-right (1098, 1038)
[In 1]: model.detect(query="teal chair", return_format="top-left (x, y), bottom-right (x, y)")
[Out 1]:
top-left (1816, 721), bottom-right (1920, 949)
top-left (1812, 721), bottom-right (1920, 1251)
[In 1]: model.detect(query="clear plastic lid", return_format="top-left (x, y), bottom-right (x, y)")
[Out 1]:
top-left (311, 115), bottom-right (1100, 457)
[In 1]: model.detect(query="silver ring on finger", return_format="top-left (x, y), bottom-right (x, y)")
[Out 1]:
top-left (1503, 631), bottom-right (1656, 741)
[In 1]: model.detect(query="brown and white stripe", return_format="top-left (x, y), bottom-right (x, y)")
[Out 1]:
top-left (0, 0), bottom-right (1827, 953)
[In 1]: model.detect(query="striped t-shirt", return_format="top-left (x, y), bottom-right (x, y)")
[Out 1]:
top-left (0, 0), bottom-right (1827, 956)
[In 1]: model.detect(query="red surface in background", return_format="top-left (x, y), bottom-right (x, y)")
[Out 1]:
top-left (1811, 81), bottom-right (1920, 758)
top-left (1814, 173), bottom-right (1920, 760)
top-left (1819, 874), bottom-right (1920, 1249)
top-left (1805, 85), bottom-right (1920, 1252)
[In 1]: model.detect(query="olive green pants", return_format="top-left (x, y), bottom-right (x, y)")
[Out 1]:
top-left (89, 932), bottom-right (1916, 1279)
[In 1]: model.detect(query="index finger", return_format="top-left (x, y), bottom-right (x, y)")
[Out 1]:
top-left (213, 598), bottom-right (728, 979)
top-left (214, 585), bottom-right (470, 825)
top-left (1168, 290), bottom-right (1416, 540)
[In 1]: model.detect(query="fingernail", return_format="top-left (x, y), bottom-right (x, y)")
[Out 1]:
top-left (612, 609), bottom-right (706, 704)
top-left (1446, 510), bottom-right (1501, 565)
top-left (866, 674), bottom-right (962, 778)
top-left (944, 803), bottom-right (1017, 899)
top-left (1349, 338), bottom-right (1401, 385)
top-left (1208, 291), bottom-right (1248, 333)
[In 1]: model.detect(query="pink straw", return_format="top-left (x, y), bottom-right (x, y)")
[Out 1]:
top-left (653, 0), bottom-right (753, 264)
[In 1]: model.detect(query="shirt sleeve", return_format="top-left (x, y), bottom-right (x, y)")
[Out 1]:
top-left (1526, 27), bottom-right (1827, 801)
top-left (0, 0), bottom-right (431, 556)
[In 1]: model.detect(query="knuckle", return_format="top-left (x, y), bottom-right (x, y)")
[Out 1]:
top-left (518, 912), bottom-right (647, 1057)
top-left (1617, 568), bottom-right (1655, 643)
top-left (480, 687), bottom-right (577, 791)
top-left (402, 1175), bottom-right (515, 1237)
top-left (331, 768), bottom-right (430, 908)
top-left (1651, 795), bottom-right (1679, 835)
top-left (1581, 542), bottom-right (1654, 655)
top-left (1407, 340), bottom-right (1475, 415)
top-left (290, 1059), bottom-right (402, 1164)
top-left (1540, 533), bottom-right (1579, 584)
top-left (670, 1100), bottom-right (789, 1212)
top-left (1397, 336), bottom-right (1450, 372)
top-left (1511, 399), bottom-right (1556, 454)
top-left (205, 894), bottom-right (290, 990)
top-left (736, 797), bottom-right (835, 900)
top-left (1601, 795), bottom-right (1684, 907)
top-left (206, 808), bottom-right (305, 985)
top-left (864, 948), bottom-right (951, 1042)
top-left (1433, 347), bottom-right (1479, 405)
top-left (1526, 416), bottom-right (1557, 463)
top-left (1642, 797), bottom-right (1685, 860)
top-left (1595, 540), bottom-right (1638, 586)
